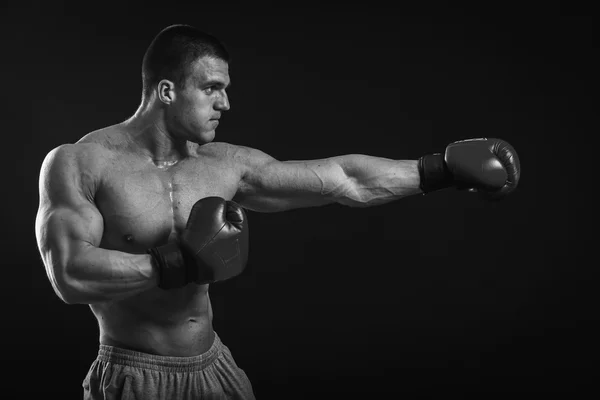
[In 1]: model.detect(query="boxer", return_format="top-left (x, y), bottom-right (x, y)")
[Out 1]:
top-left (35, 24), bottom-right (520, 399)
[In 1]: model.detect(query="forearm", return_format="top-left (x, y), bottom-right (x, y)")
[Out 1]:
top-left (336, 155), bottom-right (422, 207)
top-left (63, 246), bottom-right (158, 304)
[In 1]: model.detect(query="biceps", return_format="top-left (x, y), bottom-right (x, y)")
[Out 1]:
top-left (236, 159), bottom-right (352, 212)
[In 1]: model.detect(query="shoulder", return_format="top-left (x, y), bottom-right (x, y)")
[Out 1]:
top-left (196, 141), bottom-right (277, 169)
top-left (40, 135), bottom-right (114, 199)
top-left (59, 125), bottom-right (127, 171)
top-left (42, 140), bottom-right (109, 176)
top-left (41, 143), bottom-right (100, 173)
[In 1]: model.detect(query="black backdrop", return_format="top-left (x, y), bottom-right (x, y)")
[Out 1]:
top-left (2, 2), bottom-right (595, 398)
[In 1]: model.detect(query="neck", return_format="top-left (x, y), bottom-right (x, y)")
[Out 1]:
top-left (123, 98), bottom-right (192, 164)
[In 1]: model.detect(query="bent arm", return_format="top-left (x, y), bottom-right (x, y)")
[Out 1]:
top-left (35, 145), bottom-right (157, 305)
top-left (232, 145), bottom-right (422, 212)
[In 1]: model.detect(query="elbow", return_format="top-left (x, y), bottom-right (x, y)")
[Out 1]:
top-left (59, 292), bottom-right (78, 305)
top-left (330, 176), bottom-right (366, 208)
top-left (342, 199), bottom-right (372, 208)
top-left (41, 246), bottom-right (92, 305)
top-left (53, 275), bottom-right (82, 305)
top-left (336, 183), bottom-right (370, 208)
top-left (337, 193), bottom-right (386, 208)
top-left (49, 261), bottom-right (85, 305)
top-left (59, 262), bottom-right (106, 305)
top-left (336, 195), bottom-right (370, 208)
top-left (60, 281), bottom-right (85, 304)
top-left (47, 278), bottom-right (78, 305)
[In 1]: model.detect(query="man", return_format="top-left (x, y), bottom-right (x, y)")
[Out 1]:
top-left (35, 24), bottom-right (520, 399)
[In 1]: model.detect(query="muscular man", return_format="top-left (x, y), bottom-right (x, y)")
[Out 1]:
top-left (35, 24), bottom-right (520, 399)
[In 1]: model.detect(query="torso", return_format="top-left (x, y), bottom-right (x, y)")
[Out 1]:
top-left (77, 125), bottom-right (241, 356)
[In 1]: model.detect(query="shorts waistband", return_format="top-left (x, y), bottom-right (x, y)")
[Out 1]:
top-left (97, 332), bottom-right (223, 373)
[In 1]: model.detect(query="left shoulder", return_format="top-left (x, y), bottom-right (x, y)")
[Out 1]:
top-left (196, 142), bottom-right (277, 170)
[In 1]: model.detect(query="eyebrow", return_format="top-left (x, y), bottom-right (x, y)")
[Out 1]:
top-left (202, 79), bottom-right (232, 89)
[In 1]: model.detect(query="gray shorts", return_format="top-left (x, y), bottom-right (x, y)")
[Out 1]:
top-left (82, 332), bottom-right (255, 400)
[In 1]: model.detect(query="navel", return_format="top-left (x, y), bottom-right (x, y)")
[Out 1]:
top-left (123, 234), bottom-right (134, 243)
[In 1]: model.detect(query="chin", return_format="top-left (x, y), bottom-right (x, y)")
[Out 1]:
top-left (192, 130), bottom-right (216, 145)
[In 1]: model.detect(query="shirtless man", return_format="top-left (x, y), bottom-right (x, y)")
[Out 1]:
top-left (34, 25), bottom-right (520, 399)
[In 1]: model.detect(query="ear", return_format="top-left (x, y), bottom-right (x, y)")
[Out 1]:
top-left (157, 79), bottom-right (176, 104)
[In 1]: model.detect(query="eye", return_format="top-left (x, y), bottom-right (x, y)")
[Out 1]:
top-left (204, 86), bottom-right (214, 94)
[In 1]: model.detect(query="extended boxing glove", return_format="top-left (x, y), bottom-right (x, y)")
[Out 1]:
top-left (418, 138), bottom-right (520, 200)
top-left (147, 197), bottom-right (249, 289)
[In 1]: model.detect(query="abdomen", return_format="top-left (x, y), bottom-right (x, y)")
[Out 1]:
top-left (91, 284), bottom-right (214, 356)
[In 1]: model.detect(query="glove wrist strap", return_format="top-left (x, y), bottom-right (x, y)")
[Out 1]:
top-left (418, 153), bottom-right (454, 194)
top-left (147, 242), bottom-right (187, 290)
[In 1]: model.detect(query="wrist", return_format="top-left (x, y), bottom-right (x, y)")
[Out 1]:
top-left (147, 242), bottom-right (187, 290)
top-left (418, 153), bottom-right (454, 193)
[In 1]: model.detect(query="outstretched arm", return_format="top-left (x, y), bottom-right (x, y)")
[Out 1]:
top-left (232, 145), bottom-right (421, 212)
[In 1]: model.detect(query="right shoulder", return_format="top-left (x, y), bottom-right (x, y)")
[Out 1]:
top-left (39, 142), bottom-right (107, 203)
top-left (41, 142), bottom-right (106, 176)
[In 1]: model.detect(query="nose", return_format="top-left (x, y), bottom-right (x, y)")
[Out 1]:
top-left (214, 90), bottom-right (230, 111)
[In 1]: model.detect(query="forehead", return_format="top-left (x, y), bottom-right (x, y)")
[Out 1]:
top-left (187, 56), bottom-right (230, 85)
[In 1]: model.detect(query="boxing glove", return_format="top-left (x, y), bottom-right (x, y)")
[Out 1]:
top-left (148, 197), bottom-right (249, 289)
top-left (418, 138), bottom-right (520, 200)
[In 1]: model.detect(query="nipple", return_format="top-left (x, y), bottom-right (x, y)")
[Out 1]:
top-left (124, 234), bottom-right (134, 243)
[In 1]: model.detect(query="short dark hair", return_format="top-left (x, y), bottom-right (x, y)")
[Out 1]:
top-left (141, 24), bottom-right (230, 97)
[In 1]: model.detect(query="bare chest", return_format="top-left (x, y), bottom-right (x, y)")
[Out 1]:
top-left (95, 157), bottom-right (239, 252)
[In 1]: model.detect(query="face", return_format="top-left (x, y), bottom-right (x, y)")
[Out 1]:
top-left (165, 56), bottom-right (231, 144)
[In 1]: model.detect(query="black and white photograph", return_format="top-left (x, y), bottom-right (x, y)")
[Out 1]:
top-left (1, 2), bottom-right (595, 398)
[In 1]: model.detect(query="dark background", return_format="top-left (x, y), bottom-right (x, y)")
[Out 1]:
top-left (2, 1), bottom-right (596, 398)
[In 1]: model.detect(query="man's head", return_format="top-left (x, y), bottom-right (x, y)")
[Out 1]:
top-left (142, 24), bottom-right (231, 144)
